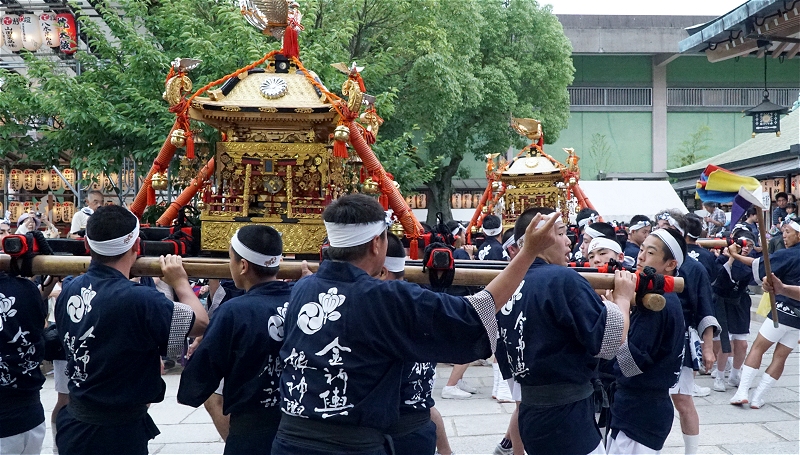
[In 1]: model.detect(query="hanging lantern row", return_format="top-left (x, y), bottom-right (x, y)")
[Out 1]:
top-left (0, 12), bottom-right (76, 54)
top-left (7, 201), bottom-right (75, 225)
top-left (1, 168), bottom-right (136, 193)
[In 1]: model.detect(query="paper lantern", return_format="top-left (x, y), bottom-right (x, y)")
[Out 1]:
top-left (52, 202), bottom-right (62, 223)
top-left (8, 202), bottom-right (22, 223)
top-left (1, 15), bottom-right (22, 52)
top-left (22, 169), bottom-right (36, 191)
top-left (49, 169), bottom-right (61, 191)
top-left (9, 169), bottom-right (22, 191)
top-left (38, 13), bottom-right (58, 48)
top-left (19, 14), bottom-right (42, 51)
top-left (451, 193), bottom-right (462, 209)
top-left (462, 193), bottom-right (472, 209)
top-left (61, 201), bottom-right (75, 222)
top-left (62, 168), bottom-right (75, 187)
top-left (0, 169), bottom-right (5, 190)
top-left (56, 13), bottom-right (77, 55)
top-left (35, 169), bottom-right (49, 191)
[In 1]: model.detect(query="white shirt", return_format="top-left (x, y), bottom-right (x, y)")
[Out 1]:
top-left (70, 208), bottom-right (93, 234)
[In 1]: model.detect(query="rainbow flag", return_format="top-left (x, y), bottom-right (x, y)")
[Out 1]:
top-left (696, 165), bottom-right (764, 226)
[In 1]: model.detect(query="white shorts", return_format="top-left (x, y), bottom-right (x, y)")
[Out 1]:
top-left (0, 421), bottom-right (45, 455)
top-left (607, 429), bottom-right (659, 455)
top-left (214, 378), bottom-right (224, 396)
top-left (53, 360), bottom-right (69, 395)
top-left (714, 333), bottom-right (749, 341)
top-left (758, 320), bottom-right (800, 349)
top-left (669, 366), bottom-right (695, 396)
top-left (506, 378), bottom-right (521, 402)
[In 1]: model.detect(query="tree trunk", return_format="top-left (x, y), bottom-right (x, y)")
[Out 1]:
top-left (424, 154), bottom-right (463, 225)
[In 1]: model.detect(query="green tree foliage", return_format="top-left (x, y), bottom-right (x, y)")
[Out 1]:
top-left (0, 0), bottom-right (273, 175)
top-left (0, 0), bottom-right (573, 224)
top-left (674, 124), bottom-right (712, 168)
top-left (302, 0), bottom-right (574, 222)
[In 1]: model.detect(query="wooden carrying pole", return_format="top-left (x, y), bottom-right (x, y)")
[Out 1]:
top-left (696, 239), bottom-right (728, 249)
top-left (756, 207), bottom-right (780, 328)
top-left (0, 255), bottom-right (683, 294)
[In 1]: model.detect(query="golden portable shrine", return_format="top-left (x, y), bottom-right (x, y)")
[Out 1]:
top-left (125, 0), bottom-right (422, 256)
top-left (466, 117), bottom-right (598, 239)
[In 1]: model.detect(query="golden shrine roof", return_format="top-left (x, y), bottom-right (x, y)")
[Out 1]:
top-left (502, 154), bottom-right (562, 176)
top-left (188, 68), bottom-right (338, 125)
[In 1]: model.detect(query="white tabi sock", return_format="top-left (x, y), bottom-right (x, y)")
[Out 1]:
top-left (731, 365), bottom-right (758, 404)
top-left (683, 433), bottom-right (699, 455)
top-left (750, 373), bottom-right (777, 408)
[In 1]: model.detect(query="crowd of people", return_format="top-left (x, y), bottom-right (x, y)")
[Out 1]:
top-left (1, 191), bottom-right (798, 455)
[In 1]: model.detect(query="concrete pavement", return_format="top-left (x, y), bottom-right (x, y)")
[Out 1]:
top-left (38, 320), bottom-right (798, 454)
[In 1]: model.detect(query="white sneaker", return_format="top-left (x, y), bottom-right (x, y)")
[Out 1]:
top-left (692, 384), bottom-right (711, 397)
top-left (456, 379), bottom-right (477, 394)
top-left (441, 385), bottom-right (472, 399)
top-left (713, 377), bottom-right (726, 392)
top-left (724, 358), bottom-right (733, 376)
top-left (495, 379), bottom-right (514, 403)
top-left (726, 372), bottom-right (741, 388)
top-left (710, 368), bottom-right (720, 379)
top-left (493, 443), bottom-right (513, 455)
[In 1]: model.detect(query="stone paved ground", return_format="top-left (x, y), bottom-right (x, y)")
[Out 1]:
top-left (39, 320), bottom-right (798, 454)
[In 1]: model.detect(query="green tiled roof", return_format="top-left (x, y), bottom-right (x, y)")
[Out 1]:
top-left (666, 107), bottom-right (800, 179)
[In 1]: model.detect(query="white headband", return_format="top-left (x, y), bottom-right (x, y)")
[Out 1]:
top-left (230, 230), bottom-right (281, 267)
top-left (384, 256), bottom-right (405, 273)
top-left (578, 214), bottom-right (598, 228)
top-left (483, 226), bottom-right (502, 237)
top-left (502, 235), bottom-right (516, 250)
top-left (516, 215), bottom-right (557, 248)
top-left (629, 220), bottom-right (650, 232)
top-left (324, 211), bottom-right (392, 248)
top-left (588, 237), bottom-right (622, 255)
top-left (86, 219), bottom-right (140, 256)
top-left (584, 226), bottom-right (604, 239)
top-left (651, 229), bottom-right (683, 271)
top-left (451, 223), bottom-right (465, 237)
top-left (667, 216), bottom-right (685, 236)
top-left (786, 220), bottom-right (800, 232)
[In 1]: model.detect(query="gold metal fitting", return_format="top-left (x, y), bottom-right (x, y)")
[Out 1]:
top-left (170, 129), bottom-right (187, 148)
top-left (362, 178), bottom-right (379, 194)
top-left (333, 125), bottom-right (350, 143)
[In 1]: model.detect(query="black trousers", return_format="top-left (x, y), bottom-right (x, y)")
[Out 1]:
top-left (55, 405), bottom-right (159, 455)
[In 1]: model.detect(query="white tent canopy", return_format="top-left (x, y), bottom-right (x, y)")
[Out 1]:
top-left (578, 180), bottom-right (688, 223)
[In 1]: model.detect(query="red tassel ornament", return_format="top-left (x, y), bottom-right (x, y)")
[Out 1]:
top-left (147, 186), bottom-right (156, 206)
top-left (409, 238), bottom-right (419, 260)
top-left (283, 25), bottom-right (300, 59)
top-left (333, 140), bottom-right (348, 159)
top-left (185, 132), bottom-right (195, 159)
